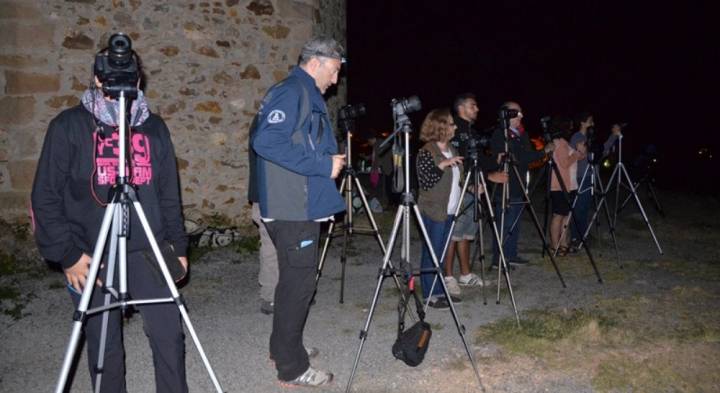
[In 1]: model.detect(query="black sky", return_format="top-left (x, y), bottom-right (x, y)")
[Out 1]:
top-left (346, 1), bottom-right (718, 192)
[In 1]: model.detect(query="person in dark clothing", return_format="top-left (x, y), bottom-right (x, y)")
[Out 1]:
top-left (31, 47), bottom-right (188, 393)
top-left (252, 36), bottom-right (346, 387)
top-left (490, 101), bottom-right (554, 267)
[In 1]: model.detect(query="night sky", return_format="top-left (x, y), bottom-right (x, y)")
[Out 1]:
top-left (345, 1), bottom-right (717, 193)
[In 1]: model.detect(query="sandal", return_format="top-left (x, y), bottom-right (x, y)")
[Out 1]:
top-left (557, 246), bottom-right (569, 257)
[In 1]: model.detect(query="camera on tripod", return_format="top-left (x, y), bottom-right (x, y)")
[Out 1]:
top-left (339, 103), bottom-right (366, 120)
top-left (463, 132), bottom-right (490, 160)
top-left (392, 96), bottom-right (422, 116)
top-left (94, 33), bottom-right (139, 98)
top-left (498, 107), bottom-right (520, 120)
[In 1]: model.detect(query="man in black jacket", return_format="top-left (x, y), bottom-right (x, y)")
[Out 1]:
top-left (31, 48), bottom-right (188, 393)
top-left (490, 101), bottom-right (553, 267)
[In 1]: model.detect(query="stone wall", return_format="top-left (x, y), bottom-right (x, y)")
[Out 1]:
top-left (0, 0), bottom-right (346, 226)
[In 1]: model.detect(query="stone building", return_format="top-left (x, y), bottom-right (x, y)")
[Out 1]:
top-left (0, 0), bottom-right (346, 227)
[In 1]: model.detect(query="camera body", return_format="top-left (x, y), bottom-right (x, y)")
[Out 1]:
top-left (498, 107), bottom-right (519, 120)
top-left (94, 33), bottom-right (139, 98)
top-left (457, 131), bottom-right (490, 160)
top-left (391, 96), bottom-right (421, 116)
top-left (339, 103), bottom-right (366, 120)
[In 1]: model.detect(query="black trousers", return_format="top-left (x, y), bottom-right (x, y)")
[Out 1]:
top-left (68, 250), bottom-right (188, 393)
top-left (264, 220), bottom-right (320, 381)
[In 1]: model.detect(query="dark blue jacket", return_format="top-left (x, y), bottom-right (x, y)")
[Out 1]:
top-left (252, 66), bottom-right (345, 221)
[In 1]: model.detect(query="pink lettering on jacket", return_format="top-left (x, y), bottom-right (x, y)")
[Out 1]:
top-left (95, 131), bottom-right (153, 186)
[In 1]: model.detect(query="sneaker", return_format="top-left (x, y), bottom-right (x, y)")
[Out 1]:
top-left (260, 300), bottom-right (274, 315)
top-left (428, 296), bottom-right (450, 309)
top-left (458, 273), bottom-right (484, 287)
top-left (282, 366), bottom-right (333, 387)
top-left (305, 347), bottom-right (320, 359)
top-left (444, 276), bottom-right (462, 297)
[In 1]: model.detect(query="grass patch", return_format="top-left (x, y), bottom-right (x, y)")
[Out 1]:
top-left (476, 285), bottom-right (720, 391)
top-left (476, 308), bottom-right (610, 357)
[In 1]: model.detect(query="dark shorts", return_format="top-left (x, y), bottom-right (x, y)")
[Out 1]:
top-left (551, 190), bottom-right (576, 216)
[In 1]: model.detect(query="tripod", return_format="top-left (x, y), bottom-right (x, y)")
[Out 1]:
top-left (560, 157), bottom-right (622, 268)
top-left (496, 119), bottom-right (567, 289)
top-left (345, 106), bottom-right (482, 392)
top-left (54, 91), bottom-right (223, 393)
top-left (316, 117), bottom-right (401, 304)
top-left (586, 134), bottom-right (663, 254)
top-left (541, 148), bottom-right (603, 282)
top-left (617, 170), bottom-right (665, 217)
top-left (425, 154), bottom-right (519, 321)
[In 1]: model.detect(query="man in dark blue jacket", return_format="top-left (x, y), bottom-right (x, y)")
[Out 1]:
top-left (252, 36), bottom-right (346, 387)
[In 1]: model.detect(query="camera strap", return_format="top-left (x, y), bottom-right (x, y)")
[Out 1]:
top-left (396, 276), bottom-right (425, 335)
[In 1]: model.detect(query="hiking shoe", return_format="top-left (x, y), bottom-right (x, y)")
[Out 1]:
top-left (428, 296), bottom-right (450, 309)
top-left (282, 366), bottom-right (333, 387)
top-left (458, 273), bottom-right (484, 287)
top-left (444, 276), bottom-right (462, 297)
top-left (260, 300), bottom-right (274, 315)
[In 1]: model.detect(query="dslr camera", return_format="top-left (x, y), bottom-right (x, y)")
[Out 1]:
top-left (94, 33), bottom-right (139, 98)
top-left (391, 96), bottom-right (422, 116)
top-left (339, 103), bottom-right (366, 120)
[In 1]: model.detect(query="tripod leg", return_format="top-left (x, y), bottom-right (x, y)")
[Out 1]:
top-left (55, 203), bottom-right (118, 393)
top-left (411, 204), bottom-right (484, 388)
top-left (511, 165), bottom-right (567, 288)
top-left (619, 165), bottom-right (664, 254)
top-left (93, 209), bottom-right (122, 393)
top-left (346, 207), bottom-right (405, 393)
top-left (647, 181), bottom-right (665, 217)
top-left (352, 176), bottom-right (415, 320)
top-left (132, 202), bottom-right (224, 392)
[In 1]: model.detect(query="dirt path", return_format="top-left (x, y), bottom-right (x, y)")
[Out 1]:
top-left (1, 191), bottom-right (718, 392)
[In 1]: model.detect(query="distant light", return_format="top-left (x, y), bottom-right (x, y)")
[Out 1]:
top-left (652, 158), bottom-right (657, 163)
top-left (602, 159), bottom-right (611, 168)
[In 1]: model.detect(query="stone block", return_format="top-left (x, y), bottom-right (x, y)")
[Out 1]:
top-left (0, 191), bottom-right (28, 212)
top-left (195, 101), bottom-right (222, 113)
top-left (0, 22), bottom-right (54, 49)
top-left (0, 1), bottom-right (42, 19)
top-left (0, 55), bottom-right (48, 68)
top-left (8, 160), bottom-right (37, 190)
top-left (246, 0), bottom-right (273, 15)
top-left (0, 96), bottom-right (35, 125)
top-left (240, 65), bottom-right (261, 79)
top-left (62, 32), bottom-right (94, 50)
top-left (45, 95), bottom-right (80, 109)
top-left (262, 24), bottom-right (291, 39)
top-left (277, 0), bottom-right (315, 20)
top-left (4, 70), bottom-right (60, 95)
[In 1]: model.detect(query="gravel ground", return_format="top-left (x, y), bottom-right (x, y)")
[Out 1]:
top-left (1, 192), bottom-right (712, 392)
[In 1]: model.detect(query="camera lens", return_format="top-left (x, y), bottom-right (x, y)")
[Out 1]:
top-left (392, 96), bottom-right (421, 115)
top-left (108, 33), bottom-right (133, 68)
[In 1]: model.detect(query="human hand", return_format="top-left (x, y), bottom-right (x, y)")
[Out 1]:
top-left (488, 171), bottom-right (509, 184)
top-left (439, 156), bottom-right (463, 169)
top-left (177, 256), bottom-right (188, 281)
top-left (576, 142), bottom-right (587, 154)
top-left (611, 124), bottom-right (622, 136)
top-left (331, 154), bottom-right (346, 179)
top-left (64, 253), bottom-right (101, 293)
top-left (544, 142), bottom-right (556, 153)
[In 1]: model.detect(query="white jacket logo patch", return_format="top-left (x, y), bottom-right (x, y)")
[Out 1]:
top-left (268, 110), bottom-right (286, 124)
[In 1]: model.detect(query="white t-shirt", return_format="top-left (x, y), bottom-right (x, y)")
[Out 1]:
top-left (441, 150), bottom-right (461, 215)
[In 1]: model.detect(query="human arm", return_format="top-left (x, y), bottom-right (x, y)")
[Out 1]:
top-left (602, 124), bottom-right (622, 157)
top-left (252, 86), bottom-right (333, 178)
top-left (30, 116), bottom-right (86, 269)
top-left (416, 149), bottom-right (459, 191)
top-left (156, 119), bottom-right (189, 258)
